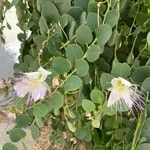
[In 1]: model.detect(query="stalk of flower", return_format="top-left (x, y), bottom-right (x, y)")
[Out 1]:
top-left (13, 67), bottom-right (51, 104)
top-left (107, 77), bottom-right (144, 113)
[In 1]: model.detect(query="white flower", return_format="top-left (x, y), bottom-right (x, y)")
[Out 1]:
top-left (14, 67), bottom-right (51, 102)
top-left (107, 77), bottom-right (143, 112)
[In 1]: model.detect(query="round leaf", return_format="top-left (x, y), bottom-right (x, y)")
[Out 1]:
top-left (39, 16), bottom-right (48, 36)
top-left (52, 57), bottom-right (71, 75)
top-left (105, 9), bottom-right (120, 27)
top-left (33, 103), bottom-right (49, 117)
top-left (75, 59), bottom-right (89, 77)
top-left (87, 12), bottom-right (102, 31)
top-left (64, 75), bottom-right (82, 92)
top-left (30, 125), bottom-right (40, 140)
top-left (90, 89), bottom-right (104, 103)
top-left (111, 63), bottom-right (131, 78)
top-left (66, 44), bottom-right (84, 62)
top-left (141, 78), bottom-right (150, 92)
top-left (132, 66), bottom-right (150, 83)
top-left (86, 44), bottom-right (102, 62)
top-left (96, 24), bottom-right (112, 46)
top-left (74, 128), bottom-right (86, 140)
top-left (49, 91), bottom-right (64, 110)
top-left (138, 143), bottom-right (150, 150)
top-left (82, 99), bottom-right (96, 112)
top-left (75, 25), bottom-right (93, 45)
top-left (3, 143), bottom-right (18, 150)
top-left (16, 114), bottom-right (31, 128)
top-left (42, 2), bottom-right (59, 23)
top-left (74, 0), bottom-right (89, 11)
top-left (9, 128), bottom-right (26, 142)
top-left (100, 73), bottom-right (114, 89)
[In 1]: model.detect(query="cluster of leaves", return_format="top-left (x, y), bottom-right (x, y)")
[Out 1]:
top-left (1, 0), bottom-right (150, 149)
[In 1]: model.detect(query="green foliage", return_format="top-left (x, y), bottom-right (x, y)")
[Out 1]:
top-left (66, 44), bottom-right (84, 62)
top-left (16, 114), bottom-right (31, 128)
top-left (52, 57), bottom-right (71, 75)
top-left (111, 63), bottom-right (131, 78)
top-left (33, 103), bottom-right (49, 117)
top-left (64, 75), bottom-right (82, 92)
top-left (82, 99), bottom-right (96, 112)
top-left (96, 24), bottom-right (112, 46)
top-left (30, 125), bottom-right (40, 140)
top-left (90, 89), bottom-right (104, 104)
top-left (48, 91), bottom-right (64, 110)
top-left (9, 128), bottom-right (26, 142)
top-left (75, 25), bottom-right (93, 45)
top-left (75, 59), bottom-right (89, 77)
top-left (86, 44), bottom-right (102, 62)
top-left (3, 143), bottom-right (18, 150)
top-left (1, 0), bottom-right (150, 149)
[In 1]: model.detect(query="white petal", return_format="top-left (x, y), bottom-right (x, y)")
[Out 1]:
top-left (107, 89), bottom-right (121, 107)
top-left (38, 67), bottom-right (51, 81)
top-left (14, 82), bottom-right (33, 97)
top-left (25, 72), bottom-right (41, 80)
top-left (119, 77), bottom-right (132, 87)
top-left (31, 84), bottom-right (47, 101)
top-left (122, 91), bottom-right (133, 108)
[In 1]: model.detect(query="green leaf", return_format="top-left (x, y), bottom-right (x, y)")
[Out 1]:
top-left (144, 117), bottom-right (150, 129)
top-left (100, 73), bottom-right (114, 89)
top-left (42, 2), bottom-right (59, 23)
top-left (30, 125), bottom-right (40, 140)
top-left (105, 9), bottom-right (120, 27)
top-left (39, 16), bottom-right (48, 36)
top-left (108, 29), bottom-right (119, 46)
top-left (33, 35), bottom-right (46, 50)
top-left (75, 59), bottom-right (89, 77)
top-left (96, 24), bottom-right (112, 46)
top-left (82, 99), bottom-right (96, 112)
top-left (84, 132), bottom-right (92, 142)
top-left (74, 0), bottom-right (89, 11)
top-left (48, 32), bottom-right (63, 56)
top-left (86, 44), bottom-right (102, 62)
top-left (56, 0), bottom-right (71, 14)
top-left (138, 143), bottom-right (150, 150)
top-left (102, 106), bottom-right (116, 116)
top-left (74, 128), bottom-right (86, 140)
top-left (35, 117), bottom-right (44, 127)
top-left (87, 12), bottom-right (102, 32)
top-left (9, 128), bottom-right (26, 142)
top-left (16, 114), bottom-right (31, 128)
top-left (49, 91), bottom-right (64, 110)
top-left (90, 89), bottom-right (104, 103)
top-left (67, 6), bottom-right (83, 25)
top-left (66, 44), bottom-right (84, 62)
top-left (52, 57), bottom-right (71, 75)
top-left (75, 25), bottom-right (93, 45)
top-left (132, 66), bottom-right (150, 83)
top-left (3, 143), bottom-right (18, 150)
top-left (67, 121), bottom-right (76, 132)
top-left (33, 103), bottom-right (49, 117)
top-left (111, 63), bottom-right (131, 78)
top-left (92, 119), bottom-right (100, 128)
top-left (64, 75), bottom-right (82, 92)
top-left (147, 32), bottom-right (150, 45)
top-left (141, 78), bottom-right (150, 92)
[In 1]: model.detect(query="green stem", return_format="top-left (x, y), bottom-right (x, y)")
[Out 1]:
top-left (131, 112), bottom-right (146, 150)
top-left (131, 92), bottom-right (148, 150)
